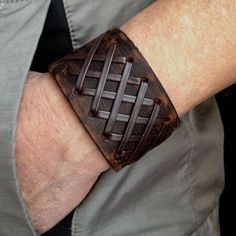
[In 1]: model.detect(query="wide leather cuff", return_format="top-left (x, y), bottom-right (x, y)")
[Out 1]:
top-left (49, 28), bottom-right (180, 171)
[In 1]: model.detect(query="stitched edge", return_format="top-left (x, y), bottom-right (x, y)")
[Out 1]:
top-left (189, 204), bottom-right (219, 236)
top-left (0, 0), bottom-right (30, 3)
top-left (71, 207), bottom-right (83, 236)
top-left (62, 0), bottom-right (78, 49)
top-left (182, 118), bottom-right (201, 229)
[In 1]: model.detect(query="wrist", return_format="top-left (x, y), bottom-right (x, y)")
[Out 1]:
top-left (18, 72), bottom-right (109, 180)
top-left (42, 72), bottom-right (111, 176)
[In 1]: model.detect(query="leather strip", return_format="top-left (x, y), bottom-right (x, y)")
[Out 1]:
top-left (49, 28), bottom-right (180, 171)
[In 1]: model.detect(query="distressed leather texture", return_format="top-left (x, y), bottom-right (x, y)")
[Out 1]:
top-left (49, 28), bottom-right (180, 171)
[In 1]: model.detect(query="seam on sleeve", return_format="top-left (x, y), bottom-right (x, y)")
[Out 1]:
top-left (0, 0), bottom-right (30, 4)
top-left (63, 0), bottom-right (78, 49)
top-left (182, 118), bottom-right (201, 228)
top-left (189, 204), bottom-right (219, 236)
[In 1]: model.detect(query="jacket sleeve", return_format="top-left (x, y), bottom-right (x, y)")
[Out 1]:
top-left (0, 1), bottom-right (50, 235)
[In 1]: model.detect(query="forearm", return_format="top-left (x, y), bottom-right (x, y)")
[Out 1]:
top-left (121, 0), bottom-right (236, 116)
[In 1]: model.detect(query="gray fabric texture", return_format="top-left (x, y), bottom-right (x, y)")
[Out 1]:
top-left (70, 98), bottom-right (224, 236)
top-left (0, 1), bottom-right (50, 235)
top-left (63, 0), bottom-right (155, 49)
top-left (0, 0), bottom-right (225, 235)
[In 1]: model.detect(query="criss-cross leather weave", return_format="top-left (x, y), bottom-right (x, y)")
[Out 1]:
top-left (49, 28), bottom-right (180, 171)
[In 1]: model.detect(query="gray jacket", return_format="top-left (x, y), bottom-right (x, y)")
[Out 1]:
top-left (0, 1), bottom-right (224, 235)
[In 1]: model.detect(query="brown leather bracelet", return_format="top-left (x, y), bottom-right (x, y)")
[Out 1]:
top-left (49, 28), bottom-right (180, 171)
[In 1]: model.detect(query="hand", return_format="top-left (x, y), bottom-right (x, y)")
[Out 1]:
top-left (15, 72), bottom-right (110, 234)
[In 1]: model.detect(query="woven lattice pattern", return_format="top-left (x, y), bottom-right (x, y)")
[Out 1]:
top-left (50, 28), bottom-right (180, 170)
top-left (69, 33), bottom-right (164, 164)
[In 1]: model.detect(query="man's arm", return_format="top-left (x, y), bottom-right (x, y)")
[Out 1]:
top-left (16, 0), bottom-right (236, 233)
top-left (121, 0), bottom-right (236, 116)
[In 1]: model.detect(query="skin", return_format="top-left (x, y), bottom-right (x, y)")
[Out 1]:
top-left (15, 0), bottom-right (236, 234)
